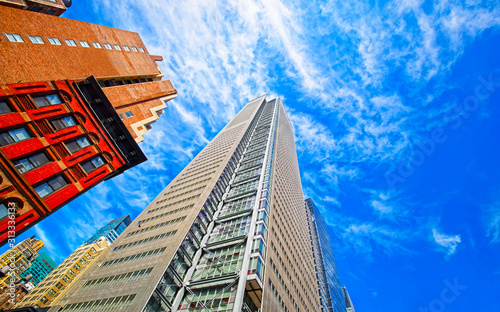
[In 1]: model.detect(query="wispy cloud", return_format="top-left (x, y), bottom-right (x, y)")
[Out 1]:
top-left (432, 228), bottom-right (462, 256)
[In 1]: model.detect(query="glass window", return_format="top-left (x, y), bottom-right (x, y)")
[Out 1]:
top-left (92, 42), bottom-right (102, 48)
top-left (0, 101), bottom-right (13, 114)
top-left (131, 46), bottom-right (138, 52)
top-left (103, 43), bottom-right (112, 49)
top-left (123, 45), bottom-right (130, 51)
top-left (113, 44), bottom-right (121, 50)
top-left (55, 282), bottom-right (62, 289)
top-left (64, 39), bottom-right (77, 47)
top-left (138, 47), bottom-right (145, 52)
top-left (47, 37), bottom-right (61, 45)
top-left (0, 204), bottom-right (8, 221)
top-left (124, 111), bottom-right (133, 118)
top-left (62, 275), bottom-right (69, 282)
top-left (81, 156), bottom-right (105, 174)
top-left (6, 33), bottom-right (23, 43)
top-left (13, 152), bottom-right (51, 174)
top-left (119, 114), bottom-right (124, 120)
top-left (65, 137), bottom-right (91, 153)
top-left (0, 128), bottom-right (32, 146)
top-left (50, 116), bottom-right (76, 131)
top-left (34, 175), bottom-right (69, 198)
top-left (28, 35), bottom-right (44, 44)
top-left (32, 94), bottom-right (63, 107)
top-left (79, 41), bottom-right (90, 48)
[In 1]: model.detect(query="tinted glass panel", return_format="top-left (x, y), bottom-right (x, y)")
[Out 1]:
top-left (0, 101), bottom-right (12, 114)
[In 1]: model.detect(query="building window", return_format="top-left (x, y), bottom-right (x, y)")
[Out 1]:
top-left (123, 45), bottom-right (130, 51)
top-left (68, 269), bottom-right (74, 275)
top-left (81, 156), bottom-right (105, 174)
top-left (48, 289), bottom-right (55, 296)
top-left (45, 8), bottom-right (56, 15)
top-left (50, 116), bottom-right (77, 131)
top-left (113, 44), bottom-right (121, 50)
top-left (92, 42), bottom-right (102, 48)
top-left (90, 247), bottom-right (96, 253)
top-left (0, 204), bottom-right (9, 221)
top-left (5, 33), bottom-right (23, 43)
top-left (65, 137), bottom-right (91, 154)
top-left (119, 114), bottom-right (124, 120)
top-left (131, 46), bottom-right (138, 52)
top-left (55, 282), bottom-right (62, 289)
top-left (0, 101), bottom-right (13, 114)
top-left (40, 296), bottom-right (48, 303)
top-left (79, 41), bottom-right (90, 48)
top-left (34, 175), bottom-right (69, 198)
top-left (13, 152), bottom-right (51, 174)
top-left (103, 43), bottom-right (112, 49)
top-left (124, 111), bottom-right (133, 118)
top-left (29, 5), bottom-right (43, 12)
top-left (0, 128), bottom-right (32, 146)
top-left (47, 37), bottom-right (61, 45)
top-left (32, 94), bottom-right (63, 107)
top-left (79, 258), bottom-right (86, 264)
top-left (64, 39), bottom-right (77, 47)
top-left (138, 47), bottom-right (145, 52)
top-left (28, 35), bottom-right (44, 44)
top-left (62, 275), bottom-right (69, 282)
top-left (85, 252), bottom-right (91, 258)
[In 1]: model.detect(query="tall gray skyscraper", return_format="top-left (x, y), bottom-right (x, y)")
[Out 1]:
top-left (305, 198), bottom-right (346, 312)
top-left (49, 96), bottom-right (322, 312)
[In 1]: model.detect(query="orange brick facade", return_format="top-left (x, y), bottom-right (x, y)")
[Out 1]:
top-left (0, 5), bottom-right (160, 84)
top-left (102, 80), bottom-right (177, 142)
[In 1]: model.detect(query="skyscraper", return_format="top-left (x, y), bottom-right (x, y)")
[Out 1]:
top-left (19, 252), bottom-right (57, 286)
top-left (305, 198), bottom-right (346, 312)
top-left (0, 236), bottom-right (44, 288)
top-left (49, 95), bottom-right (321, 312)
top-left (342, 287), bottom-right (355, 312)
top-left (84, 215), bottom-right (131, 245)
top-left (0, 4), bottom-right (177, 245)
top-left (14, 237), bottom-right (110, 309)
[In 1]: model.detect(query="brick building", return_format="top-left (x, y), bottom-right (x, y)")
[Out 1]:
top-left (0, 5), bottom-right (178, 245)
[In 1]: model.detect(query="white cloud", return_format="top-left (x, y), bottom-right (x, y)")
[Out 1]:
top-left (432, 228), bottom-right (462, 256)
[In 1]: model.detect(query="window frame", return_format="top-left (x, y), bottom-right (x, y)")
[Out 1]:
top-left (103, 43), bottom-right (112, 50)
top-left (32, 93), bottom-right (63, 108)
top-left (64, 136), bottom-right (91, 154)
top-left (92, 42), bottom-right (102, 48)
top-left (79, 40), bottom-right (90, 48)
top-left (50, 116), bottom-right (77, 131)
top-left (131, 46), bottom-right (138, 52)
top-left (138, 47), bottom-right (145, 52)
top-left (123, 45), bottom-right (130, 51)
top-left (0, 100), bottom-right (13, 115)
top-left (0, 128), bottom-right (32, 147)
top-left (13, 151), bottom-right (51, 174)
top-left (5, 33), bottom-right (24, 43)
top-left (34, 175), bottom-right (69, 198)
top-left (113, 44), bottom-right (122, 50)
top-left (124, 111), bottom-right (133, 118)
top-left (47, 37), bottom-right (61, 45)
top-left (64, 39), bottom-right (77, 47)
top-left (80, 156), bottom-right (106, 174)
top-left (28, 35), bottom-right (44, 44)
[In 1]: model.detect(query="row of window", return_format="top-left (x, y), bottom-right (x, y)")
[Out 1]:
top-left (5, 33), bottom-right (146, 52)
top-left (113, 230), bottom-right (177, 252)
top-left (139, 204), bottom-right (193, 225)
top-left (81, 268), bottom-right (152, 289)
top-left (146, 194), bottom-right (200, 215)
top-left (163, 177), bottom-right (211, 196)
top-left (125, 216), bottom-right (187, 238)
top-left (0, 94), bottom-right (63, 116)
top-left (59, 294), bottom-right (136, 312)
top-left (155, 185), bottom-right (206, 205)
top-left (100, 247), bottom-right (166, 268)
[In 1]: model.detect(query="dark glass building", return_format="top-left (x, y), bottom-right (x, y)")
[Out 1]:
top-left (305, 198), bottom-right (346, 312)
top-left (84, 215), bottom-right (131, 245)
top-left (19, 252), bottom-right (57, 286)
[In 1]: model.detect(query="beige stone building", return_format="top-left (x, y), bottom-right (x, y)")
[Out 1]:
top-left (49, 96), bottom-right (321, 312)
top-left (14, 237), bottom-right (109, 308)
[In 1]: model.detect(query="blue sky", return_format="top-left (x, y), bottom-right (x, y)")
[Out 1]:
top-left (2, 0), bottom-right (500, 310)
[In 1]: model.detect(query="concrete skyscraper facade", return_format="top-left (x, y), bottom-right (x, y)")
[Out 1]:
top-left (48, 95), bottom-right (321, 312)
top-left (305, 198), bottom-right (345, 312)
